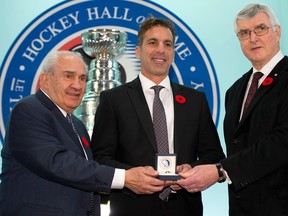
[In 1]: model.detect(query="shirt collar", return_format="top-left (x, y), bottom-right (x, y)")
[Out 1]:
top-left (40, 89), bottom-right (68, 117)
top-left (253, 50), bottom-right (284, 76)
top-left (139, 73), bottom-right (172, 92)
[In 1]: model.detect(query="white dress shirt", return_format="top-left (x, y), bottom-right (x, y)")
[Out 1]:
top-left (139, 73), bottom-right (175, 153)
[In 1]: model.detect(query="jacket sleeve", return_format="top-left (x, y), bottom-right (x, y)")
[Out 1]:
top-left (7, 97), bottom-right (115, 193)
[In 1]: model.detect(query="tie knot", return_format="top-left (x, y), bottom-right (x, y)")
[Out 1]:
top-left (253, 72), bottom-right (263, 80)
top-left (151, 85), bottom-right (164, 96)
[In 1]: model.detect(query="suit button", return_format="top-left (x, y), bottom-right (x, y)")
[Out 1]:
top-left (233, 139), bottom-right (240, 144)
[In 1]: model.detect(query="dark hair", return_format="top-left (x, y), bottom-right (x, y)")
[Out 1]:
top-left (137, 16), bottom-right (176, 46)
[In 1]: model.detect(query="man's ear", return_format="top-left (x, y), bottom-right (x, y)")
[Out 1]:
top-left (135, 46), bottom-right (141, 59)
top-left (39, 73), bottom-right (49, 89)
top-left (275, 25), bottom-right (281, 41)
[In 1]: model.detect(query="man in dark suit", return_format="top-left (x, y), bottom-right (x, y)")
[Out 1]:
top-left (176, 3), bottom-right (288, 216)
top-left (0, 50), bottom-right (165, 216)
top-left (91, 17), bottom-right (225, 216)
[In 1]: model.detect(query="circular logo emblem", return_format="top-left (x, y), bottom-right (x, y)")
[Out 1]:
top-left (160, 158), bottom-right (171, 170)
top-left (0, 0), bottom-right (220, 142)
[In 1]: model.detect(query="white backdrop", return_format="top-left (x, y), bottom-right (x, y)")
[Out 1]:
top-left (0, 1), bottom-right (287, 215)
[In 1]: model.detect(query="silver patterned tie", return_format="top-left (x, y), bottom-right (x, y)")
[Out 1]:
top-left (151, 85), bottom-right (171, 201)
top-left (152, 85), bottom-right (169, 154)
top-left (66, 114), bottom-right (88, 160)
top-left (67, 114), bottom-right (94, 214)
top-left (67, 114), bottom-right (78, 134)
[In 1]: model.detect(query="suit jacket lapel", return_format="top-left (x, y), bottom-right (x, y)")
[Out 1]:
top-left (238, 57), bottom-right (287, 128)
top-left (127, 78), bottom-right (158, 151)
top-left (72, 117), bottom-right (93, 160)
top-left (35, 90), bottom-right (90, 158)
top-left (240, 77), bottom-right (273, 123)
top-left (236, 70), bottom-right (253, 125)
top-left (171, 83), bottom-right (185, 155)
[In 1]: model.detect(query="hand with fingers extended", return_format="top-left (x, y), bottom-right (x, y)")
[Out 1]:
top-left (124, 166), bottom-right (165, 194)
top-left (176, 164), bottom-right (219, 193)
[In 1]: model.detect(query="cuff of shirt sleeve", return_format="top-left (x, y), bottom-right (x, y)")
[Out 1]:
top-left (111, 168), bottom-right (125, 189)
top-left (223, 170), bottom-right (232, 184)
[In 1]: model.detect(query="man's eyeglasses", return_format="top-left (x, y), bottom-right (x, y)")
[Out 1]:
top-left (237, 24), bottom-right (276, 41)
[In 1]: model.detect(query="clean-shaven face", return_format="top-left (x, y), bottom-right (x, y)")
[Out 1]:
top-left (43, 54), bottom-right (87, 114)
top-left (136, 25), bottom-right (175, 83)
top-left (237, 12), bottom-right (280, 70)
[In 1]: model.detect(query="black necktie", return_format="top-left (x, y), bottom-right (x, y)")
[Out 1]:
top-left (243, 72), bottom-right (263, 113)
top-left (151, 85), bottom-right (171, 201)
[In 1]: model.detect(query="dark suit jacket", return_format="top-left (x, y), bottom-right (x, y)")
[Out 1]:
top-left (91, 77), bottom-right (225, 216)
top-left (221, 56), bottom-right (288, 216)
top-left (0, 90), bottom-right (115, 216)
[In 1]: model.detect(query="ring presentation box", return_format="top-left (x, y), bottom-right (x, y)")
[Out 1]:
top-left (156, 154), bottom-right (181, 180)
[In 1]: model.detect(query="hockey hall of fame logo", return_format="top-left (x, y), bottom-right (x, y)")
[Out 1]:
top-left (0, 0), bottom-right (220, 142)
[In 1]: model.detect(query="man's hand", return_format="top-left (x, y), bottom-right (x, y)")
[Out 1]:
top-left (166, 163), bottom-right (192, 191)
top-left (177, 163), bottom-right (192, 174)
top-left (176, 164), bottom-right (219, 193)
top-left (124, 166), bottom-right (165, 194)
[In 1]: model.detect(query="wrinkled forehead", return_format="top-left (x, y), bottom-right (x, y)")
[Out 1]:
top-left (56, 56), bottom-right (86, 73)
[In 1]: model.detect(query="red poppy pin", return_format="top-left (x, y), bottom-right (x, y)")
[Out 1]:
top-left (81, 137), bottom-right (89, 148)
top-left (262, 77), bottom-right (273, 86)
top-left (175, 95), bottom-right (186, 104)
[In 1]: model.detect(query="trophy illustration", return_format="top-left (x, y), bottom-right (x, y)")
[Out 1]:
top-left (74, 29), bottom-right (127, 137)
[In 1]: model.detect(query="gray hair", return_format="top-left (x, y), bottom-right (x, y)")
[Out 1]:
top-left (41, 50), bottom-right (88, 74)
top-left (234, 3), bottom-right (280, 33)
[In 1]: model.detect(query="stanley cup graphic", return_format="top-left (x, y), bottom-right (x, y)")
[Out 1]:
top-left (74, 29), bottom-right (127, 137)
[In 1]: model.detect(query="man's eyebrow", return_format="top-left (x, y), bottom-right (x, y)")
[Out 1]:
top-left (164, 39), bottom-right (173, 43)
top-left (147, 38), bottom-right (173, 43)
top-left (63, 70), bottom-right (76, 74)
top-left (239, 23), bottom-right (267, 30)
top-left (147, 37), bottom-right (157, 41)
